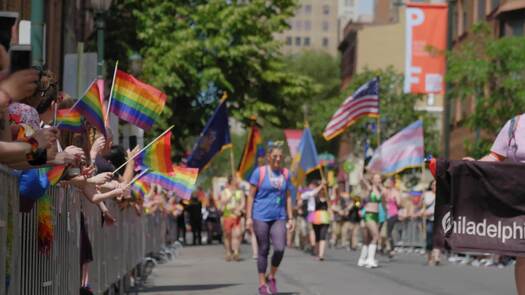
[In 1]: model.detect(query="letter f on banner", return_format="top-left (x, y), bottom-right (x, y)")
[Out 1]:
top-left (404, 3), bottom-right (448, 94)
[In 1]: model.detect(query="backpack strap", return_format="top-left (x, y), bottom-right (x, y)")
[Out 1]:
top-left (257, 166), bottom-right (266, 188)
top-left (257, 166), bottom-right (289, 189)
top-left (508, 115), bottom-right (520, 150)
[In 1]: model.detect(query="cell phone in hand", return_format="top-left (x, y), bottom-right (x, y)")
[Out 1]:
top-left (9, 44), bottom-right (31, 73)
top-left (0, 11), bottom-right (18, 51)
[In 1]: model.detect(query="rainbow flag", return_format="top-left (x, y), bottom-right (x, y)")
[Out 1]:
top-left (131, 179), bottom-right (149, 200)
top-left (237, 125), bottom-right (263, 180)
top-left (39, 165), bottom-right (66, 186)
top-left (55, 109), bottom-right (82, 132)
top-left (136, 131), bottom-right (174, 173)
top-left (110, 70), bottom-right (166, 131)
top-left (47, 166), bottom-right (66, 185)
top-left (141, 166), bottom-right (198, 199)
top-left (76, 80), bottom-right (107, 137)
top-left (170, 166), bottom-right (199, 199)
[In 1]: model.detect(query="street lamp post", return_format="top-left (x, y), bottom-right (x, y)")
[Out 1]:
top-left (90, 0), bottom-right (113, 77)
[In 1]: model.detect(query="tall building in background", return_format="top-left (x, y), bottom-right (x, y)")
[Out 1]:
top-left (275, 0), bottom-right (340, 56)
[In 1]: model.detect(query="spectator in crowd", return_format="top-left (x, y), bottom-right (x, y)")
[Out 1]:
top-left (417, 180), bottom-right (440, 266)
top-left (186, 192), bottom-right (203, 246)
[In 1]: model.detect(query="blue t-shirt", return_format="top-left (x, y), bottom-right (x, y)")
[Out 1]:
top-left (249, 166), bottom-right (291, 221)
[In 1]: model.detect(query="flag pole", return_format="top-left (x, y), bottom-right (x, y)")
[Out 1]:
top-left (124, 168), bottom-right (149, 189)
top-left (377, 116), bottom-right (381, 147)
top-left (112, 125), bottom-right (174, 174)
top-left (221, 92), bottom-right (236, 177)
top-left (106, 60), bottom-right (119, 124)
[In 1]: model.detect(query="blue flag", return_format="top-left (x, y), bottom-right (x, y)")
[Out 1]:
top-left (291, 127), bottom-right (320, 186)
top-left (186, 99), bottom-right (231, 169)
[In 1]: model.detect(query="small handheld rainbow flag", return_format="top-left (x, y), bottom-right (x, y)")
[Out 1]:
top-left (237, 125), bottom-right (263, 180)
top-left (55, 109), bottom-right (82, 132)
top-left (47, 166), bottom-right (66, 185)
top-left (140, 166), bottom-right (198, 199)
top-left (136, 131), bottom-right (174, 173)
top-left (131, 179), bottom-right (149, 200)
top-left (39, 165), bottom-right (66, 186)
top-left (170, 166), bottom-right (199, 199)
top-left (76, 80), bottom-right (107, 137)
top-left (110, 70), bottom-right (166, 131)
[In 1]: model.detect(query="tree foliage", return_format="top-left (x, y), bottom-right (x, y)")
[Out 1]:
top-left (133, 0), bottom-right (314, 155)
top-left (447, 23), bottom-right (525, 157)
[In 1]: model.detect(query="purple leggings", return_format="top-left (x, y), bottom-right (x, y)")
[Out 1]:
top-left (253, 219), bottom-right (287, 274)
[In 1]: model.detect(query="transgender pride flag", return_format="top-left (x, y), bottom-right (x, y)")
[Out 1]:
top-left (367, 120), bottom-right (424, 175)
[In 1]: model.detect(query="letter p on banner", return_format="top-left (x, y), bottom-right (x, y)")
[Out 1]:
top-left (404, 3), bottom-right (448, 94)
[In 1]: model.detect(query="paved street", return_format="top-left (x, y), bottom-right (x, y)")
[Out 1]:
top-left (135, 243), bottom-right (515, 295)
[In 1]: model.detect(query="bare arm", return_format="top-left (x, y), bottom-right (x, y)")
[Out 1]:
top-left (246, 185), bottom-right (256, 220)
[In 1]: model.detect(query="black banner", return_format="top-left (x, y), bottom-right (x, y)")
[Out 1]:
top-left (434, 159), bottom-right (525, 256)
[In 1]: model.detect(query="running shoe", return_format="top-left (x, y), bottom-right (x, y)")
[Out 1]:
top-left (365, 260), bottom-right (379, 268)
top-left (258, 284), bottom-right (271, 295)
top-left (357, 258), bottom-right (367, 267)
top-left (266, 276), bottom-right (277, 294)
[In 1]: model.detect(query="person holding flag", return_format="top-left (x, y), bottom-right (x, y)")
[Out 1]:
top-left (246, 142), bottom-right (294, 295)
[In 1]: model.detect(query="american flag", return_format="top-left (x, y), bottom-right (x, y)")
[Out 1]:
top-left (323, 78), bottom-right (379, 140)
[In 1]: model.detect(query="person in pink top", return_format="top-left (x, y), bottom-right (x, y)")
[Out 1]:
top-left (464, 114), bottom-right (525, 295)
top-left (383, 177), bottom-right (401, 258)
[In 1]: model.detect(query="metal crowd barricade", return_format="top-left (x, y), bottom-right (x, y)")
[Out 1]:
top-left (392, 218), bottom-right (426, 249)
top-left (0, 166), bottom-right (168, 295)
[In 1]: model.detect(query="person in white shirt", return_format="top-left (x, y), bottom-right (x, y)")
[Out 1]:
top-left (300, 181), bottom-right (324, 254)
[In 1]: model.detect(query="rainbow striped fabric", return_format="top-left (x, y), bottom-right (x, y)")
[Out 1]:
top-left (170, 166), bottom-right (199, 199)
top-left (110, 70), bottom-right (166, 131)
top-left (39, 165), bottom-right (66, 186)
top-left (136, 131), bottom-right (174, 173)
top-left (76, 81), bottom-right (107, 137)
top-left (237, 125), bottom-right (263, 180)
top-left (141, 166), bottom-right (198, 199)
top-left (55, 109), bottom-right (82, 132)
top-left (131, 179), bottom-right (149, 200)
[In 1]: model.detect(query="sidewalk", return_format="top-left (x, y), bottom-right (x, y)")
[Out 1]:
top-left (135, 243), bottom-right (515, 295)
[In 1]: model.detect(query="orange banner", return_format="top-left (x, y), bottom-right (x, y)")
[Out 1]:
top-left (404, 3), bottom-right (448, 94)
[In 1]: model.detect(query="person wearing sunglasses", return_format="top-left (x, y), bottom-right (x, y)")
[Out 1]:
top-left (246, 142), bottom-right (294, 295)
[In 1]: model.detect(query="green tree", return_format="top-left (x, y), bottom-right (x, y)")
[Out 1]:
top-left (446, 23), bottom-right (525, 158)
top-left (281, 51), bottom-right (341, 154)
top-left (133, 0), bottom-right (314, 155)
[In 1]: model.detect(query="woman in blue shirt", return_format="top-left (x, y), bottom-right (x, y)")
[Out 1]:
top-left (246, 143), bottom-right (294, 295)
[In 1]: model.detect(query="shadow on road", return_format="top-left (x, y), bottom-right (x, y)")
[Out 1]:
top-left (133, 283), bottom-right (238, 292)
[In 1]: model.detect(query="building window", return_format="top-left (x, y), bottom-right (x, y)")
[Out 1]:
top-left (509, 18), bottom-right (524, 36)
top-left (322, 21), bottom-right (330, 31)
top-left (477, 0), bottom-right (486, 21)
top-left (304, 20), bottom-right (311, 31)
top-left (304, 37), bottom-right (310, 46)
top-left (295, 20), bottom-right (302, 31)
top-left (323, 5), bottom-right (330, 15)
top-left (286, 36), bottom-right (292, 45)
top-left (322, 37), bottom-right (329, 47)
top-left (345, 0), bottom-right (354, 6)
top-left (295, 37), bottom-right (301, 46)
top-left (304, 4), bottom-right (312, 14)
